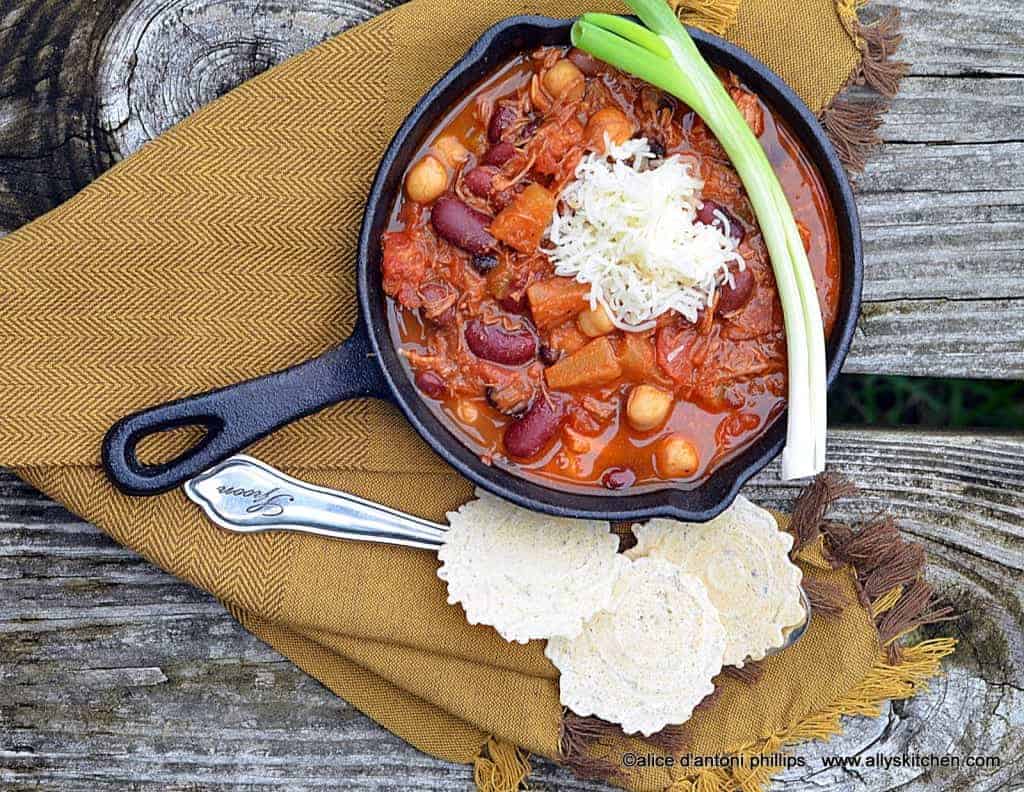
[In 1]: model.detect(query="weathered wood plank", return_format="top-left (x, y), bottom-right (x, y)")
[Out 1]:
top-left (844, 297), bottom-right (1024, 378)
top-left (95, 0), bottom-right (392, 157)
top-left (892, 0), bottom-right (1024, 77)
top-left (856, 188), bottom-right (1024, 301)
top-left (846, 69), bottom-right (1024, 374)
top-left (860, 141), bottom-right (1024, 196)
top-left (0, 0), bottom-right (1022, 377)
top-left (878, 76), bottom-right (1024, 144)
top-left (0, 0), bottom-right (392, 237)
top-left (2, 427), bottom-right (1022, 791)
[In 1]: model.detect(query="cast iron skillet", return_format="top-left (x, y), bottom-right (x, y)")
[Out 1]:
top-left (102, 14), bottom-right (863, 521)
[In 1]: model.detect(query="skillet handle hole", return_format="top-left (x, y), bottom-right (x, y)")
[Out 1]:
top-left (135, 424), bottom-right (212, 467)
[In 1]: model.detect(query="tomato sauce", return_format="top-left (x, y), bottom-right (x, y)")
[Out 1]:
top-left (382, 47), bottom-right (841, 494)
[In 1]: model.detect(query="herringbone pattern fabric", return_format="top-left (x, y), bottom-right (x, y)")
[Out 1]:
top-left (0, 0), bottom-right (868, 782)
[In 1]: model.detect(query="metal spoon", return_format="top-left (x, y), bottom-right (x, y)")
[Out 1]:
top-left (184, 455), bottom-right (811, 652)
top-left (185, 455), bottom-right (448, 551)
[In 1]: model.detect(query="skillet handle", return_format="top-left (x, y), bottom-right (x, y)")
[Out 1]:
top-left (102, 322), bottom-right (389, 496)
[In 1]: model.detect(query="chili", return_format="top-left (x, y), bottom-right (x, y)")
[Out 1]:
top-left (381, 46), bottom-right (841, 492)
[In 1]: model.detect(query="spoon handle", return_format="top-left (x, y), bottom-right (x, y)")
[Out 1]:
top-left (184, 455), bottom-right (448, 551)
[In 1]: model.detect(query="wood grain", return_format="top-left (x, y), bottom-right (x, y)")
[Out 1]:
top-left (0, 0), bottom-right (1021, 376)
top-left (95, 0), bottom-right (391, 156)
top-left (893, 0), bottom-right (1024, 77)
top-left (2, 427), bottom-right (1022, 791)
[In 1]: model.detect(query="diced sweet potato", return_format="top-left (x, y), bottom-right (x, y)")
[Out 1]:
top-left (546, 337), bottom-right (623, 390)
top-left (490, 183), bottom-right (556, 253)
top-left (527, 277), bottom-right (590, 329)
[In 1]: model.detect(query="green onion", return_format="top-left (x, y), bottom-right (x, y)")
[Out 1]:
top-left (571, 1), bottom-right (827, 479)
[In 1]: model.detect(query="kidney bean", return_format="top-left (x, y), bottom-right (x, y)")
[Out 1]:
top-left (696, 200), bottom-right (720, 226)
top-left (415, 370), bottom-right (447, 399)
top-left (464, 166), bottom-right (496, 197)
top-left (465, 319), bottom-right (536, 365)
top-left (482, 142), bottom-right (516, 166)
top-left (717, 267), bottom-right (756, 315)
top-left (504, 396), bottom-right (564, 459)
top-left (488, 105), bottom-right (517, 143)
top-left (601, 467), bottom-right (636, 490)
top-left (431, 196), bottom-right (495, 254)
top-left (696, 200), bottom-right (745, 243)
top-left (471, 254), bottom-right (499, 274)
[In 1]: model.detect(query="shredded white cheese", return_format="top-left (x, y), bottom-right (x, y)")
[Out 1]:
top-left (547, 136), bottom-right (745, 330)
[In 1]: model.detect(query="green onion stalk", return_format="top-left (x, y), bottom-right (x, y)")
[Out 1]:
top-left (571, 1), bottom-right (827, 479)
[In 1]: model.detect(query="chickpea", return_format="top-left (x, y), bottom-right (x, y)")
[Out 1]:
top-left (626, 384), bottom-right (673, 432)
top-left (584, 107), bottom-right (634, 152)
top-left (543, 60), bottom-right (585, 101)
top-left (577, 304), bottom-right (615, 337)
top-left (405, 155), bottom-right (448, 204)
top-left (656, 435), bottom-right (700, 478)
top-left (432, 135), bottom-right (470, 168)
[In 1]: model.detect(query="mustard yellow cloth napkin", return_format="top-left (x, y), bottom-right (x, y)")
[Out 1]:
top-left (0, 0), bottom-right (949, 789)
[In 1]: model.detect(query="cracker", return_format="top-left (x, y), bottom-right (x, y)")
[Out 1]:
top-left (438, 490), bottom-right (624, 643)
top-left (545, 557), bottom-right (726, 736)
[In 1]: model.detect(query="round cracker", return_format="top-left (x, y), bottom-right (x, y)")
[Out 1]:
top-left (437, 490), bottom-right (624, 643)
top-left (545, 557), bottom-right (726, 736)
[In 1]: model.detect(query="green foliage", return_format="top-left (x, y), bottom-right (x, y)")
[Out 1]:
top-left (829, 376), bottom-right (1024, 430)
